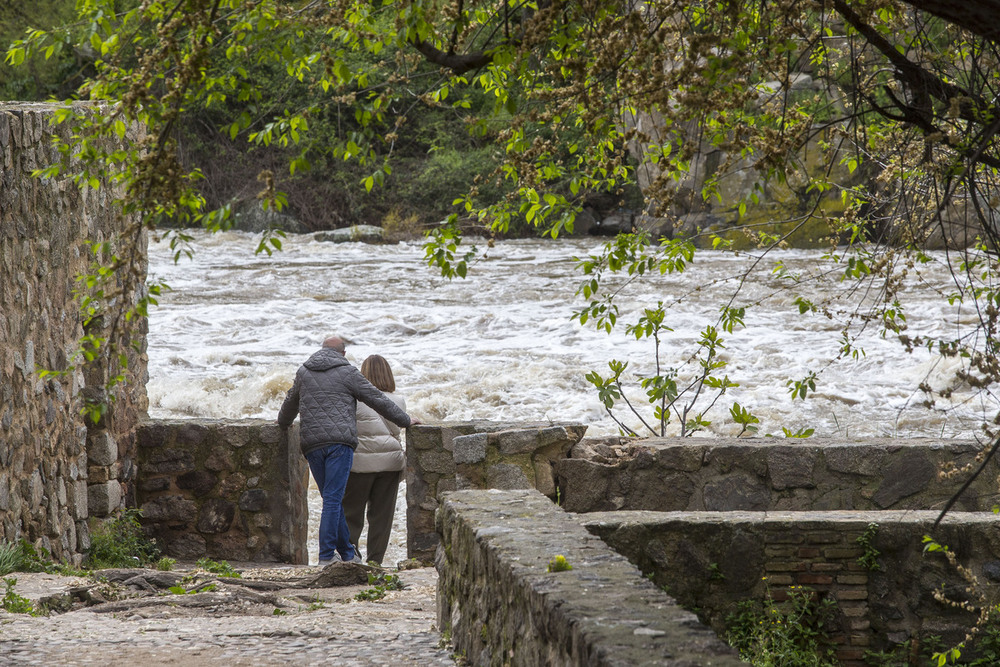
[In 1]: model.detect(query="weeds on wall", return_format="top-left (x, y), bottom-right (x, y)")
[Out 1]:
top-left (725, 584), bottom-right (839, 667)
top-left (856, 523), bottom-right (882, 572)
top-left (547, 555), bottom-right (573, 573)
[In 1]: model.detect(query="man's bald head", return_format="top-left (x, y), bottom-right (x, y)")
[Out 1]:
top-left (323, 336), bottom-right (346, 354)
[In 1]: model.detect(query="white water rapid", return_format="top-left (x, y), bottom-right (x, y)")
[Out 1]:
top-left (146, 230), bottom-right (987, 564)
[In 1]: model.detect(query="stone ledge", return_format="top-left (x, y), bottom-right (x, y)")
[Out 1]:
top-left (435, 489), bottom-right (744, 666)
top-left (557, 437), bottom-right (997, 513)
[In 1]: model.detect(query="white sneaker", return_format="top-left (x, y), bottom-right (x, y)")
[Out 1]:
top-left (317, 553), bottom-right (343, 567)
top-left (349, 553), bottom-right (363, 564)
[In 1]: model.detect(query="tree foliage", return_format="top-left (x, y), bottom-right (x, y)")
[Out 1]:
top-left (6, 0), bottom-right (1000, 435)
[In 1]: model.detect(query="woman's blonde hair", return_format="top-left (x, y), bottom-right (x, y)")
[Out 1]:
top-left (361, 354), bottom-right (396, 393)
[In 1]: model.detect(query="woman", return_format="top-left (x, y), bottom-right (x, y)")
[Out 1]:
top-left (343, 354), bottom-right (407, 566)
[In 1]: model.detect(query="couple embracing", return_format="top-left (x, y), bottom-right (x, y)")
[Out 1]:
top-left (277, 335), bottom-right (420, 567)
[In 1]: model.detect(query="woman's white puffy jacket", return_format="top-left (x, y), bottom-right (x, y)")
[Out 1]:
top-left (352, 392), bottom-right (406, 473)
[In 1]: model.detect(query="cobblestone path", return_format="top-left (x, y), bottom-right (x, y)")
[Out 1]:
top-left (0, 566), bottom-right (457, 666)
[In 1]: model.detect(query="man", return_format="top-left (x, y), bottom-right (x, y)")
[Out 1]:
top-left (277, 335), bottom-right (419, 566)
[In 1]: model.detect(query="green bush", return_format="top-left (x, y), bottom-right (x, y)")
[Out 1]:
top-left (1, 578), bottom-right (37, 615)
top-left (155, 557), bottom-right (176, 571)
top-left (726, 585), bottom-right (839, 667)
top-left (86, 509), bottom-right (161, 569)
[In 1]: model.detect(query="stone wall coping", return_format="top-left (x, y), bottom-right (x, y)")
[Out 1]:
top-left (577, 436), bottom-right (981, 449)
top-left (436, 488), bottom-right (745, 665)
top-left (580, 509), bottom-right (997, 526)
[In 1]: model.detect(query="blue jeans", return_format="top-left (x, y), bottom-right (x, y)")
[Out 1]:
top-left (305, 444), bottom-right (357, 562)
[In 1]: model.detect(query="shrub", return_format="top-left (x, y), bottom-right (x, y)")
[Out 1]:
top-left (1, 578), bottom-right (37, 615)
top-left (87, 509), bottom-right (161, 569)
top-left (726, 585), bottom-right (839, 667)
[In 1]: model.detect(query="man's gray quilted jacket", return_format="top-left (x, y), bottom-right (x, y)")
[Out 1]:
top-left (277, 347), bottom-right (412, 455)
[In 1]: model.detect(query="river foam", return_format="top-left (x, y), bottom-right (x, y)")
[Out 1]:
top-left (146, 230), bottom-right (987, 563)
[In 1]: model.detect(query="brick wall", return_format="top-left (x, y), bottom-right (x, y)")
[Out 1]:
top-left (586, 511), bottom-right (998, 665)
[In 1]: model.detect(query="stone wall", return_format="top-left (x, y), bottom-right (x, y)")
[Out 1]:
top-left (436, 489), bottom-right (745, 666)
top-left (556, 436), bottom-right (998, 513)
top-left (406, 421), bottom-right (587, 563)
top-left (136, 419), bottom-right (309, 564)
top-left (422, 432), bottom-right (1000, 663)
top-left (0, 102), bottom-right (147, 565)
top-left (584, 510), bottom-right (1000, 665)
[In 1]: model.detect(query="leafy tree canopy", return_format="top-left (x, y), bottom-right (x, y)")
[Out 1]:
top-left (7, 0), bottom-right (1000, 439)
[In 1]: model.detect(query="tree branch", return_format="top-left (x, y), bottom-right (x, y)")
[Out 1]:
top-left (900, 0), bottom-right (1000, 42)
top-left (410, 39), bottom-right (492, 75)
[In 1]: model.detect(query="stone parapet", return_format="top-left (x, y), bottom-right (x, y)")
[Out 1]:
top-left (556, 437), bottom-right (996, 513)
top-left (0, 102), bottom-right (147, 564)
top-left (584, 510), bottom-right (1000, 665)
top-left (436, 489), bottom-right (745, 666)
top-left (136, 419), bottom-right (308, 564)
top-left (407, 421), bottom-right (586, 564)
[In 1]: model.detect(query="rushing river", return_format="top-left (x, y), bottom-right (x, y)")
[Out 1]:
top-left (146, 230), bottom-right (987, 564)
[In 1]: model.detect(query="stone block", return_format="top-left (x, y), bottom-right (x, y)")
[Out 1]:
top-left (703, 473), bottom-right (770, 511)
top-left (239, 489), bottom-right (268, 512)
top-left (825, 445), bottom-right (887, 476)
top-left (452, 433), bottom-right (487, 464)
top-left (143, 448), bottom-right (196, 475)
top-left (197, 498), bottom-right (236, 534)
top-left (218, 472), bottom-right (248, 497)
top-left (419, 449), bottom-right (454, 474)
top-left (257, 423), bottom-right (281, 444)
top-left (139, 476), bottom-right (170, 492)
top-left (244, 448), bottom-right (264, 468)
top-left (166, 533), bottom-right (208, 559)
top-left (87, 480), bottom-right (122, 516)
top-left (486, 463), bottom-right (531, 490)
top-left (553, 458), bottom-right (613, 513)
top-left (768, 446), bottom-right (817, 490)
top-left (488, 429), bottom-right (539, 455)
top-left (137, 421), bottom-right (170, 449)
top-left (140, 495), bottom-right (197, 522)
top-left (76, 520), bottom-right (90, 552)
top-left (177, 422), bottom-right (209, 445)
top-left (872, 455), bottom-right (935, 508)
top-left (177, 470), bottom-right (218, 497)
top-left (69, 480), bottom-right (87, 519)
top-left (532, 458), bottom-right (555, 497)
top-left (29, 470), bottom-right (43, 507)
